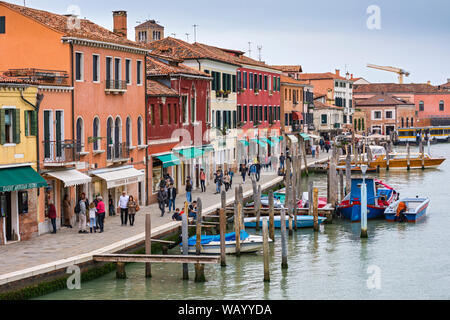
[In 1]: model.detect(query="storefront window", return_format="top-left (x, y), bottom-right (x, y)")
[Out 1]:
top-left (152, 159), bottom-right (163, 193)
top-left (44, 180), bottom-right (55, 218)
top-left (18, 191), bottom-right (28, 214)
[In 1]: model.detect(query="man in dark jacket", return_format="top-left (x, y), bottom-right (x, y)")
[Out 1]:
top-left (167, 183), bottom-right (177, 213)
top-left (157, 187), bottom-right (168, 217)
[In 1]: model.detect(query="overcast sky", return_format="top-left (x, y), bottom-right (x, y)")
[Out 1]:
top-left (12, 0), bottom-right (450, 84)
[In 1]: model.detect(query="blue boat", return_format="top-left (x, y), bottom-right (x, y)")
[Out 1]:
top-left (337, 178), bottom-right (398, 222)
top-left (384, 197), bottom-right (430, 222)
top-left (244, 215), bottom-right (327, 229)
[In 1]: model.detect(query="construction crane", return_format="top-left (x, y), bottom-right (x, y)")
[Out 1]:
top-left (367, 64), bottom-right (410, 84)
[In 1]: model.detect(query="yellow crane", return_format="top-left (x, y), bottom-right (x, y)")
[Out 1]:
top-left (367, 64), bottom-right (410, 84)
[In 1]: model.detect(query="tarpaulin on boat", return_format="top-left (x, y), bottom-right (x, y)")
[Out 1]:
top-left (185, 230), bottom-right (249, 246)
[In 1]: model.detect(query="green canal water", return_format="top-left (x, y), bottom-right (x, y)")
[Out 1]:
top-left (36, 144), bottom-right (450, 300)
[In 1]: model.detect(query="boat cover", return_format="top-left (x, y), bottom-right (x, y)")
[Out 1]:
top-left (185, 230), bottom-right (250, 246)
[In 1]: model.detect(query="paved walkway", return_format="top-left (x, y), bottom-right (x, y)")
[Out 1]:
top-left (0, 153), bottom-right (330, 283)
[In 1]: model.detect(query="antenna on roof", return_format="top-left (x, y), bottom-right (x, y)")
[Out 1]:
top-left (185, 33), bottom-right (190, 42)
top-left (248, 42), bottom-right (252, 58)
top-left (257, 45), bottom-right (263, 62)
top-left (193, 24), bottom-right (199, 43)
top-left (171, 33), bottom-right (177, 38)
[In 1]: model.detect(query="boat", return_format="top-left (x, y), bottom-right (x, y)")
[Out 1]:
top-left (336, 164), bottom-right (377, 173)
top-left (369, 153), bottom-right (445, 169)
top-left (337, 178), bottom-right (398, 222)
top-left (181, 230), bottom-right (269, 254)
top-left (244, 215), bottom-right (327, 229)
top-left (384, 197), bottom-right (430, 222)
top-left (245, 190), bottom-right (328, 209)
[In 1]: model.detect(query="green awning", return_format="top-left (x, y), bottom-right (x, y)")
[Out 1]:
top-left (156, 154), bottom-right (181, 168)
top-left (251, 139), bottom-right (267, 147)
top-left (0, 166), bottom-right (47, 192)
top-left (260, 137), bottom-right (274, 147)
top-left (176, 147), bottom-right (205, 160)
top-left (239, 140), bottom-right (249, 147)
top-left (300, 133), bottom-right (310, 141)
top-left (271, 136), bottom-right (284, 143)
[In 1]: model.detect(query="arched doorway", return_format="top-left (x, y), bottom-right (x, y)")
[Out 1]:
top-left (114, 117), bottom-right (122, 159)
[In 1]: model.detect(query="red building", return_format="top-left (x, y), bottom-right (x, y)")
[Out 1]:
top-left (146, 54), bottom-right (212, 201)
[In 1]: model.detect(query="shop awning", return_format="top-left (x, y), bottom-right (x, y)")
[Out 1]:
top-left (260, 137), bottom-right (274, 146)
top-left (287, 135), bottom-right (298, 143)
top-left (271, 136), bottom-right (284, 143)
top-left (292, 112), bottom-right (303, 121)
top-left (308, 134), bottom-right (321, 140)
top-left (0, 166), bottom-right (47, 192)
top-left (239, 140), bottom-right (249, 147)
top-left (175, 147), bottom-right (204, 160)
top-left (156, 153), bottom-right (181, 168)
top-left (251, 139), bottom-right (267, 147)
top-left (46, 170), bottom-right (92, 187)
top-left (299, 133), bottom-right (310, 141)
top-left (201, 145), bottom-right (215, 153)
top-left (93, 167), bottom-right (145, 189)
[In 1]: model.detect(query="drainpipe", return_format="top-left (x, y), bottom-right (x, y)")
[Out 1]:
top-left (70, 41), bottom-right (76, 162)
top-left (145, 54), bottom-right (149, 206)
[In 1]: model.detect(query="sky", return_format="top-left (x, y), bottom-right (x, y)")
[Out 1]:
top-left (10, 0), bottom-right (450, 85)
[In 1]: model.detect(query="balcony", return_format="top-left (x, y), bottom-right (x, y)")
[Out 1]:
top-left (107, 143), bottom-right (130, 162)
top-left (105, 80), bottom-right (127, 94)
top-left (43, 140), bottom-right (81, 166)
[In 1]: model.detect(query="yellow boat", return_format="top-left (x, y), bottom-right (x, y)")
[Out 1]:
top-left (369, 153), bottom-right (445, 169)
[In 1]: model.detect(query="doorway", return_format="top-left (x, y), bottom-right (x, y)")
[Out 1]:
top-left (0, 192), bottom-right (12, 242)
top-left (60, 185), bottom-right (70, 227)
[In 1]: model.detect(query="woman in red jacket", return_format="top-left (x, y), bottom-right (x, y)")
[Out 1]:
top-left (96, 196), bottom-right (106, 233)
top-left (47, 200), bottom-right (57, 234)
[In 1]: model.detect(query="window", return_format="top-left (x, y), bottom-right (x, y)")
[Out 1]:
top-left (182, 96), bottom-right (188, 123)
top-left (0, 16), bottom-right (5, 34)
top-left (259, 74), bottom-right (263, 90)
top-left (114, 58), bottom-right (121, 82)
top-left (75, 52), bottom-right (84, 81)
top-left (232, 75), bottom-right (237, 92)
top-left (321, 114), bottom-right (328, 124)
top-left (24, 110), bottom-right (37, 137)
top-left (93, 117), bottom-right (100, 150)
top-left (335, 81), bottom-right (339, 87)
top-left (167, 104), bottom-right (172, 125)
top-left (206, 98), bottom-right (209, 123)
top-left (150, 104), bottom-right (155, 125)
top-left (374, 111), bottom-right (382, 119)
top-left (269, 106), bottom-right (273, 123)
top-left (243, 105), bottom-right (248, 122)
top-left (264, 75), bottom-right (268, 90)
top-left (159, 104), bottom-right (164, 125)
top-left (18, 191), bottom-right (28, 214)
top-left (211, 71), bottom-right (221, 91)
top-left (419, 101), bottom-right (424, 111)
top-left (249, 106), bottom-right (254, 122)
top-left (76, 117), bottom-right (84, 152)
top-left (289, 89), bottom-right (291, 101)
top-left (126, 117), bottom-right (131, 147)
top-left (106, 57), bottom-right (112, 81)
top-left (237, 72), bottom-right (242, 90)
top-left (401, 118), bottom-right (404, 128)
top-left (191, 86), bottom-right (196, 122)
top-left (237, 105), bottom-right (242, 123)
top-left (439, 100), bottom-right (444, 111)
top-left (174, 104), bottom-right (178, 124)
top-left (93, 54), bottom-right (100, 82)
top-left (243, 71), bottom-right (248, 89)
top-left (137, 117), bottom-right (143, 145)
top-left (259, 106), bottom-right (263, 122)
top-left (0, 108), bottom-right (20, 144)
top-left (125, 59), bottom-right (131, 84)
top-left (264, 106), bottom-right (268, 121)
top-left (285, 113), bottom-right (288, 126)
top-left (386, 111), bottom-right (393, 119)
top-left (249, 72), bottom-right (253, 90)
top-left (254, 73), bottom-right (258, 91)
top-left (216, 110), bottom-right (221, 129)
top-left (136, 60), bottom-right (142, 85)
top-left (233, 110), bottom-right (237, 128)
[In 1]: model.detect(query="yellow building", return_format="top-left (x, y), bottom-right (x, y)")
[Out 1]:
top-left (0, 77), bottom-right (47, 245)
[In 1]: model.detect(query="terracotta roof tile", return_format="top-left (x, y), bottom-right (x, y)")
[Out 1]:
top-left (280, 75), bottom-right (306, 85)
top-left (146, 80), bottom-right (178, 96)
top-left (353, 83), bottom-right (440, 94)
top-left (0, 1), bottom-right (146, 49)
top-left (298, 72), bottom-right (348, 81)
top-left (0, 74), bottom-right (37, 84)
top-left (314, 101), bottom-right (342, 110)
top-left (135, 19), bottom-right (164, 29)
top-left (354, 94), bottom-right (407, 106)
top-left (271, 65), bottom-right (303, 73)
top-left (146, 55), bottom-right (210, 77)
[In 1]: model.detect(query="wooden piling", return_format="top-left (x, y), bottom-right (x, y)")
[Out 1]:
top-left (339, 169), bottom-right (344, 201)
top-left (145, 213), bottom-right (152, 278)
top-left (195, 198), bottom-right (205, 282)
top-left (407, 142), bottom-right (411, 170)
top-left (280, 208), bottom-right (288, 269)
top-left (116, 262), bottom-right (126, 279)
top-left (235, 202), bottom-right (242, 256)
top-left (313, 187), bottom-right (319, 232)
top-left (308, 181), bottom-right (314, 215)
top-left (239, 184), bottom-right (245, 230)
top-left (262, 217), bottom-right (270, 282)
top-left (219, 208), bottom-right (226, 267)
top-left (420, 139), bottom-right (425, 170)
top-left (182, 202), bottom-right (189, 280)
top-left (386, 143), bottom-right (390, 171)
top-left (255, 184), bottom-right (261, 231)
top-left (221, 190), bottom-right (226, 210)
top-left (345, 153), bottom-right (351, 195)
top-left (268, 190), bottom-right (275, 241)
top-left (288, 213), bottom-right (293, 236)
top-left (300, 138), bottom-right (309, 176)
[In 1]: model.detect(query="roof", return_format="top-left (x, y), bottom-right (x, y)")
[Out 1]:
top-left (298, 72), bottom-right (348, 81)
top-left (353, 83), bottom-right (440, 94)
top-left (146, 55), bottom-right (210, 77)
top-left (146, 80), bottom-right (178, 96)
top-left (271, 65), bottom-right (303, 73)
top-left (280, 75), bottom-right (306, 86)
top-left (354, 94), bottom-right (406, 106)
top-left (135, 19), bottom-right (164, 29)
top-left (0, 1), bottom-right (146, 50)
top-left (0, 74), bottom-right (37, 85)
top-left (314, 101), bottom-right (343, 110)
top-left (440, 80), bottom-right (450, 89)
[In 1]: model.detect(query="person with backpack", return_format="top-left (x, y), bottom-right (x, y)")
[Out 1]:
top-left (186, 177), bottom-right (193, 202)
top-left (167, 183), bottom-right (177, 213)
top-left (157, 186), bottom-right (168, 217)
top-left (75, 193), bottom-right (89, 234)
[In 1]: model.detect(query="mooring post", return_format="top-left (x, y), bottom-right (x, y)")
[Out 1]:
top-left (145, 213), bottom-right (152, 278)
top-left (116, 262), bottom-right (126, 279)
top-left (291, 157), bottom-right (298, 231)
top-left (339, 169), bottom-right (344, 202)
top-left (280, 207), bottom-right (288, 269)
top-left (420, 139), bottom-right (425, 170)
top-left (195, 198), bottom-right (205, 282)
top-left (235, 202), bottom-right (242, 256)
top-left (300, 138), bottom-right (309, 176)
top-left (182, 201), bottom-right (189, 280)
top-left (407, 142), bottom-right (411, 171)
top-left (221, 190), bottom-right (226, 210)
top-left (268, 190), bottom-right (275, 241)
top-left (219, 208), bottom-right (226, 267)
top-left (308, 181), bottom-right (314, 215)
top-left (386, 143), bottom-right (390, 171)
top-left (255, 183), bottom-right (261, 231)
top-left (288, 212), bottom-right (293, 236)
top-left (313, 187), bottom-right (319, 232)
top-left (361, 174), bottom-right (368, 239)
top-left (239, 184), bottom-right (245, 230)
top-left (262, 217), bottom-right (270, 282)
top-left (345, 153), bottom-right (351, 195)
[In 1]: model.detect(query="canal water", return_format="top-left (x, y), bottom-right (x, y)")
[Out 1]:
top-left (37, 144), bottom-right (450, 300)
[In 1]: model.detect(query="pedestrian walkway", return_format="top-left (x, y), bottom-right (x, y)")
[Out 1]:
top-left (0, 152), bottom-right (330, 283)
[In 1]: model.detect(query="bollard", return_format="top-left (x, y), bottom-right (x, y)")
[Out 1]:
top-left (145, 213), bottom-right (152, 278)
top-left (268, 190), bottom-right (275, 241)
top-left (116, 262), bottom-right (126, 279)
top-left (420, 140), bottom-right (425, 170)
top-left (313, 187), bottom-right (319, 232)
top-left (262, 217), bottom-right (270, 282)
top-left (221, 190), bottom-right (226, 210)
top-left (219, 208), bottom-right (226, 267)
top-left (280, 208), bottom-right (288, 269)
top-left (238, 185), bottom-right (245, 230)
top-left (339, 169), bottom-right (344, 202)
top-left (345, 153), bottom-right (351, 195)
top-left (308, 181), bottom-right (314, 215)
top-left (182, 202), bottom-right (189, 280)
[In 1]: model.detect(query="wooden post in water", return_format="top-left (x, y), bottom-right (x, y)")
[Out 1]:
top-left (238, 184), bottom-right (245, 230)
top-left (329, 147), bottom-right (338, 210)
top-left (308, 181), bottom-right (314, 215)
top-left (280, 207), bottom-right (288, 269)
top-left (182, 202), bottom-right (189, 280)
top-left (116, 262), bottom-right (126, 279)
top-left (262, 217), bottom-right (270, 282)
top-left (145, 213), bottom-right (152, 278)
top-left (235, 202), bottom-right (242, 256)
top-left (288, 212), bottom-right (293, 236)
top-left (339, 169), bottom-right (344, 202)
top-left (195, 198), bottom-right (205, 282)
top-left (255, 182), bottom-right (261, 231)
top-left (313, 187), bottom-right (319, 232)
top-left (221, 190), bottom-right (226, 210)
top-left (296, 155), bottom-right (302, 199)
top-left (386, 143), bottom-right (390, 171)
top-left (300, 138), bottom-right (309, 176)
top-left (407, 142), bottom-right (411, 171)
top-left (345, 153), bottom-right (351, 195)
top-left (420, 139), bottom-right (425, 170)
top-left (268, 190), bottom-right (275, 241)
top-left (291, 157), bottom-right (298, 232)
top-left (219, 208), bottom-right (226, 267)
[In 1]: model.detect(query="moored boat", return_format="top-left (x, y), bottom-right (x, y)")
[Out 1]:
top-left (244, 215), bottom-right (326, 229)
top-left (384, 197), bottom-right (430, 222)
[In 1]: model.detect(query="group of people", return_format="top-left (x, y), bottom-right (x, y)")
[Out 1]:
top-left (157, 174), bottom-right (178, 217)
top-left (171, 200), bottom-right (199, 222)
top-left (239, 161), bottom-right (261, 183)
top-left (214, 167), bottom-right (234, 193)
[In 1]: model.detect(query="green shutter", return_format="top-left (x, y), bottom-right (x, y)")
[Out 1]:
top-left (30, 110), bottom-right (37, 136)
top-left (0, 110), bottom-right (5, 145)
top-left (13, 109), bottom-right (20, 144)
top-left (24, 111), bottom-right (29, 136)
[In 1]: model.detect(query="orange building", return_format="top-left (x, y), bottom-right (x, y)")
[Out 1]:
top-left (280, 75), bottom-right (306, 133)
top-left (0, 2), bottom-right (148, 234)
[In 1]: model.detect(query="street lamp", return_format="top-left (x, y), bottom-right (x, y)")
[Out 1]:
top-left (360, 164), bottom-right (368, 238)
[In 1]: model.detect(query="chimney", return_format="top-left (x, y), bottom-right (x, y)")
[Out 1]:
top-left (427, 80), bottom-right (431, 85)
top-left (335, 69), bottom-right (340, 76)
top-left (113, 11), bottom-right (127, 38)
top-left (351, 73), bottom-right (353, 79)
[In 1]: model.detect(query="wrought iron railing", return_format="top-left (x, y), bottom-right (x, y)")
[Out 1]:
top-left (43, 140), bottom-right (81, 163)
top-left (107, 142), bottom-right (130, 161)
top-left (105, 80), bottom-right (127, 91)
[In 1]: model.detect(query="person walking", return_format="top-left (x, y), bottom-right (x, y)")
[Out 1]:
top-left (311, 144), bottom-right (316, 158)
top-left (249, 163), bottom-right (257, 181)
top-left (96, 196), bottom-right (106, 233)
top-left (255, 161), bottom-right (261, 182)
top-left (157, 186), bottom-right (168, 217)
top-left (279, 153), bottom-right (286, 171)
top-left (239, 164), bottom-right (248, 183)
top-left (127, 195), bottom-right (138, 226)
top-left (223, 172), bottom-right (231, 192)
top-left (228, 168), bottom-right (234, 187)
top-left (78, 193), bottom-right (89, 234)
top-left (167, 183), bottom-right (177, 213)
top-left (63, 194), bottom-right (72, 228)
top-left (200, 169), bottom-right (206, 193)
top-left (108, 197), bottom-right (115, 217)
top-left (47, 200), bottom-right (57, 234)
top-left (325, 141), bottom-right (331, 153)
top-left (88, 202), bottom-right (97, 233)
top-left (214, 170), bottom-right (222, 194)
top-left (319, 139), bottom-right (325, 151)
top-left (118, 191), bottom-right (130, 226)
top-left (186, 177), bottom-right (193, 203)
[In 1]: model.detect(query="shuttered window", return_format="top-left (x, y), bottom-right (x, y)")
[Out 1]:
top-left (24, 110), bottom-right (36, 136)
top-left (0, 16), bottom-right (6, 34)
top-left (233, 111), bottom-right (237, 128)
top-left (243, 72), bottom-right (247, 89)
top-left (249, 106), bottom-right (253, 122)
top-left (243, 105), bottom-right (248, 122)
top-left (232, 75), bottom-right (237, 92)
top-left (264, 75), bottom-right (268, 90)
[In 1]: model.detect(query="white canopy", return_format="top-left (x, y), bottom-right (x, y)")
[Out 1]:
top-left (46, 170), bottom-right (92, 187)
top-left (287, 135), bottom-right (298, 143)
top-left (367, 134), bottom-right (389, 140)
top-left (93, 167), bottom-right (145, 189)
top-left (308, 134), bottom-right (321, 140)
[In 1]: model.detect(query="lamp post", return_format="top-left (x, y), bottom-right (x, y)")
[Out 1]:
top-left (360, 164), bottom-right (368, 238)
